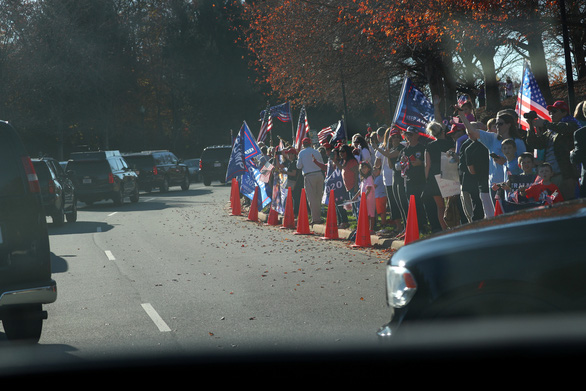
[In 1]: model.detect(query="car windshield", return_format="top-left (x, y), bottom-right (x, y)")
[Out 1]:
top-left (124, 156), bottom-right (154, 170)
top-left (67, 160), bottom-right (111, 176)
top-left (1, 0), bottom-right (586, 376)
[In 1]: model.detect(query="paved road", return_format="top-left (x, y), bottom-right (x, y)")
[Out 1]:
top-left (4, 182), bottom-right (392, 364)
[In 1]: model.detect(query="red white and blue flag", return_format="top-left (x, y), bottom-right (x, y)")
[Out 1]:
top-left (318, 122), bottom-right (337, 144)
top-left (257, 104), bottom-right (273, 143)
top-left (260, 102), bottom-right (292, 123)
top-left (294, 106), bottom-right (310, 150)
top-left (516, 61), bottom-right (551, 130)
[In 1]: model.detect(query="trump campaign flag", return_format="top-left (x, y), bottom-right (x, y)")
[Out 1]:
top-left (392, 76), bottom-right (435, 132)
top-left (516, 61), bottom-right (551, 130)
top-left (226, 121), bottom-right (263, 182)
top-left (240, 158), bottom-right (271, 209)
top-left (318, 119), bottom-right (346, 145)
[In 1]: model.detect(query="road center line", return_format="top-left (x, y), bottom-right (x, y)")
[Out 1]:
top-left (105, 250), bottom-right (115, 261)
top-left (141, 303), bottom-right (171, 332)
top-left (108, 212), bottom-right (118, 217)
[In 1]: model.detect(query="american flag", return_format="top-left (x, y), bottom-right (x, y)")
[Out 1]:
top-left (318, 122), bottom-right (337, 144)
top-left (294, 106), bottom-right (310, 150)
top-left (516, 61), bottom-right (551, 130)
top-left (457, 95), bottom-right (468, 107)
top-left (257, 104), bottom-right (272, 143)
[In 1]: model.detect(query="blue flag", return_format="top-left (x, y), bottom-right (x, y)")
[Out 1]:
top-left (331, 119), bottom-right (346, 143)
top-left (241, 159), bottom-right (271, 209)
top-left (392, 76), bottom-right (434, 132)
top-left (260, 102), bottom-right (292, 123)
top-left (226, 121), bottom-right (262, 182)
top-left (322, 165), bottom-right (348, 205)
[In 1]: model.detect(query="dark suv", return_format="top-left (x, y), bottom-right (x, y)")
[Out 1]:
top-left (123, 150), bottom-right (189, 192)
top-left (199, 145), bottom-right (232, 186)
top-left (67, 150), bottom-right (139, 206)
top-left (32, 157), bottom-right (77, 225)
top-left (0, 121), bottom-right (57, 342)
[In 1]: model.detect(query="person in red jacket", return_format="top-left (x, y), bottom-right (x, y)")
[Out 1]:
top-left (520, 162), bottom-right (564, 204)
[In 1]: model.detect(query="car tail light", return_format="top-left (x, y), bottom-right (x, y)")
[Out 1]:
top-left (199, 160), bottom-right (202, 170)
top-left (21, 156), bottom-right (41, 193)
top-left (108, 173), bottom-right (114, 184)
top-left (153, 166), bottom-right (158, 175)
top-left (385, 265), bottom-right (417, 308)
top-left (48, 179), bottom-right (56, 194)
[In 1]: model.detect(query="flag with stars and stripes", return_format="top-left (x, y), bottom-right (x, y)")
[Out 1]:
top-left (516, 61), bottom-right (551, 130)
top-left (257, 104), bottom-right (273, 143)
top-left (294, 106), bottom-right (310, 150)
top-left (318, 122), bottom-right (337, 145)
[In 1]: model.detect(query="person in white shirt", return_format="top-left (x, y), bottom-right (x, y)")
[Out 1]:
top-left (296, 137), bottom-right (325, 224)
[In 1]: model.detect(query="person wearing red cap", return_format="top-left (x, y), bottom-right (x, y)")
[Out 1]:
top-left (526, 100), bottom-right (580, 200)
top-left (297, 137), bottom-right (325, 224)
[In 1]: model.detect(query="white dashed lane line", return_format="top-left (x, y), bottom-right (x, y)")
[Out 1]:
top-left (141, 303), bottom-right (172, 332)
top-left (104, 250), bottom-right (116, 261)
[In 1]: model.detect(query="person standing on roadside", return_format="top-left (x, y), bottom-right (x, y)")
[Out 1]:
top-left (297, 137), bottom-right (325, 224)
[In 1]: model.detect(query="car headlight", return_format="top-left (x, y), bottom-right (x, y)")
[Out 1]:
top-left (386, 265), bottom-right (417, 308)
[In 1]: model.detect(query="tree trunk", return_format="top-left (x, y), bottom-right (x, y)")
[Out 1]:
top-left (526, 32), bottom-right (553, 103)
top-left (477, 47), bottom-right (501, 113)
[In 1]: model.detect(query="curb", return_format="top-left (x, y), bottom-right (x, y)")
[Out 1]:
top-left (252, 209), bottom-right (405, 250)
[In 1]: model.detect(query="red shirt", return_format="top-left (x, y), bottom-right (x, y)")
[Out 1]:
top-left (525, 182), bottom-right (564, 203)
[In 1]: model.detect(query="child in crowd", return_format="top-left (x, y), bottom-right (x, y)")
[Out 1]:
top-left (372, 166), bottom-right (388, 228)
top-left (520, 162), bottom-right (564, 204)
top-left (352, 161), bottom-right (376, 234)
top-left (501, 138), bottom-right (523, 177)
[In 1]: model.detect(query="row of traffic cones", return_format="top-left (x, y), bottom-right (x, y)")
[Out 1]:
top-left (230, 179), bottom-right (422, 247)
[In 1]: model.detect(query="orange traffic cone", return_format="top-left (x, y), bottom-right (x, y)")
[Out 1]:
top-left (265, 205), bottom-right (280, 226)
top-left (247, 186), bottom-right (259, 222)
top-left (404, 195), bottom-right (419, 245)
top-left (321, 189), bottom-right (339, 240)
top-left (230, 179), bottom-right (241, 216)
top-left (229, 178), bottom-right (236, 208)
top-left (294, 188), bottom-right (311, 235)
top-left (281, 187), bottom-right (295, 229)
top-left (494, 198), bottom-right (503, 216)
top-left (352, 193), bottom-right (371, 248)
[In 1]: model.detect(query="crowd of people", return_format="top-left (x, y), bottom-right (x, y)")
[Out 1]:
top-left (254, 95), bottom-right (586, 239)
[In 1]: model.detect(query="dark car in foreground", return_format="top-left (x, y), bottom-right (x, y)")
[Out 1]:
top-left (0, 121), bottom-right (57, 342)
top-left (32, 157), bottom-right (77, 225)
top-left (199, 145), bottom-right (231, 186)
top-left (377, 199), bottom-right (586, 340)
top-left (67, 150), bottom-right (139, 206)
top-left (123, 150), bottom-right (189, 192)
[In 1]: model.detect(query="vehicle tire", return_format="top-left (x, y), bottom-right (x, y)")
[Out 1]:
top-left (113, 186), bottom-right (124, 205)
top-left (52, 202), bottom-right (65, 226)
top-left (203, 177), bottom-right (211, 186)
top-left (181, 175), bottom-right (190, 191)
top-left (2, 304), bottom-right (44, 343)
top-left (66, 198), bottom-right (78, 223)
top-left (130, 185), bottom-right (140, 203)
top-left (160, 177), bottom-right (169, 192)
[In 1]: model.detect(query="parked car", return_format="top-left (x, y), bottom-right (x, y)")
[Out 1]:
top-left (0, 121), bottom-right (57, 342)
top-left (67, 150), bottom-right (139, 206)
top-left (32, 157), bottom-right (77, 225)
top-left (199, 145), bottom-right (232, 186)
top-left (184, 158), bottom-right (201, 182)
top-left (377, 199), bottom-right (586, 340)
top-left (123, 150), bottom-right (190, 192)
